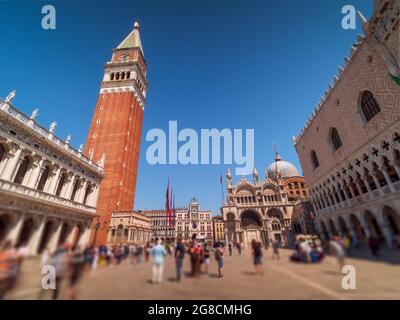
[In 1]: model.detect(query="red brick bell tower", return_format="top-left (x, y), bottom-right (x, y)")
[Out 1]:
top-left (85, 21), bottom-right (148, 245)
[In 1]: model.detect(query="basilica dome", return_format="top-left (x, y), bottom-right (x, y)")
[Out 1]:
top-left (266, 153), bottom-right (299, 179)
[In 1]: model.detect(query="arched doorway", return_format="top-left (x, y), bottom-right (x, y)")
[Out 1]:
top-left (0, 215), bottom-right (10, 241)
top-left (16, 218), bottom-right (34, 247)
top-left (241, 210), bottom-right (263, 246)
top-left (328, 219), bottom-right (338, 236)
top-left (116, 224), bottom-right (124, 243)
top-left (37, 221), bottom-right (55, 253)
top-left (364, 210), bottom-right (382, 239)
top-left (349, 214), bottom-right (365, 241)
top-left (320, 221), bottom-right (329, 240)
top-left (383, 206), bottom-right (400, 237)
top-left (337, 216), bottom-right (349, 236)
top-left (226, 212), bottom-right (235, 244)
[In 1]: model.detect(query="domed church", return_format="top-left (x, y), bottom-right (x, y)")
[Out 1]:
top-left (221, 150), bottom-right (313, 248)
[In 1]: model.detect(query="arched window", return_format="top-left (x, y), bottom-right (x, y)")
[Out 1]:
top-left (14, 156), bottom-right (30, 184)
top-left (121, 72), bottom-right (125, 80)
top-left (55, 172), bottom-right (67, 196)
top-left (110, 73), bottom-right (114, 81)
top-left (83, 184), bottom-right (92, 205)
top-left (311, 150), bottom-right (319, 169)
top-left (37, 165), bottom-right (50, 191)
top-left (0, 144), bottom-right (5, 163)
top-left (360, 91), bottom-right (381, 122)
top-left (329, 128), bottom-right (342, 150)
top-left (126, 71), bottom-right (131, 79)
top-left (115, 72), bottom-right (120, 80)
top-left (70, 179), bottom-right (80, 201)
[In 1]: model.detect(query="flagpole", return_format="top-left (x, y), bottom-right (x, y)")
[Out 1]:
top-left (220, 173), bottom-right (224, 205)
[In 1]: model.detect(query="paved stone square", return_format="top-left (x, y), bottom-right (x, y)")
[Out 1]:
top-left (6, 247), bottom-right (400, 300)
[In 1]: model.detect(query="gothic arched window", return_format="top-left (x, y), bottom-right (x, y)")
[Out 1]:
top-left (37, 165), bottom-right (50, 191)
top-left (55, 172), bottom-right (67, 196)
top-left (311, 150), bottom-right (319, 169)
top-left (110, 73), bottom-right (114, 81)
top-left (329, 128), bottom-right (342, 151)
top-left (115, 72), bottom-right (120, 80)
top-left (360, 91), bottom-right (381, 122)
top-left (126, 71), bottom-right (131, 79)
top-left (14, 156), bottom-right (30, 184)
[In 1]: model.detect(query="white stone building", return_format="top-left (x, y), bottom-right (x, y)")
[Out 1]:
top-left (0, 92), bottom-right (103, 255)
top-left (108, 211), bottom-right (152, 245)
top-left (175, 198), bottom-right (213, 243)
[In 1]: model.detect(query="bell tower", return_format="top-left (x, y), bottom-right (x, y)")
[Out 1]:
top-left (85, 21), bottom-right (148, 245)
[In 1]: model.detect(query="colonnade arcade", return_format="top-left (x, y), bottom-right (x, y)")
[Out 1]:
top-left (0, 210), bottom-right (92, 255)
top-left (318, 204), bottom-right (400, 247)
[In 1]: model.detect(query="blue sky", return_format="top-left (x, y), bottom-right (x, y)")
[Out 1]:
top-left (0, 0), bottom-right (373, 214)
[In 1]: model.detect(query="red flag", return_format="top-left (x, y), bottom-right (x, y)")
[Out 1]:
top-left (165, 179), bottom-right (170, 226)
top-left (169, 188), bottom-right (173, 225)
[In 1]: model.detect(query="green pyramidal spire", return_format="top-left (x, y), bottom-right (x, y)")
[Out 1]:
top-left (117, 21), bottom-right (144, 56)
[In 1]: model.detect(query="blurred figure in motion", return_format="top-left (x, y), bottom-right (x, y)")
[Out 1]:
top-left (343, 234), bottom-right (352, 256)
top-left (174, 238), bottom-right (185, 281)
top-left (40, 246), bottom-right (50, 270)
top-left (202, 243), bottom-right (210, 274)
top-left (214, 242), bottom-right (224, 278)
top-left (67, 246), bottom-right (86, 300)
top-left (129, 243), bottom-right (137, 265)
top-left (329, 236), bottom-right (345, 271)
top-left (144, 242), bottom-right (151, 262)
top-left (236, 242), bottom-right (241, 255)
top-left (270, 238), bottom-right (280, 260)
top-left (51, 243), bottom-right (70, 300)
top-left (228, 242), bottom-right (232, 256)
top-left (252, 240), bottom-right (263, 275)
top-left (151, 239), bottom-right (167, 284)
top-left (368, 235), bottom-right (381, 257)
top-left (137, 245), bottom-right (144, 264)
top-left (0, 240), bottom-right (19, 300)
top-left (189, 238), bottom-right (200, 277)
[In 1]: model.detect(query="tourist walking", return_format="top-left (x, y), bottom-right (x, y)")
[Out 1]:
top-left (228, 242), bottom-right (233, 256)
top-left (252, 240), bottom-right (263, 275)
top-left (67, 246), bottom-right (86, 300)
top-left (51, 244), bottom-right (70, 300)
top-left (151, 240), bottom-right (167, 284)
top-left (329, 236), bottom-right (346, 271)
top-left (129, 243), bottom-right (137, 265)
top-left (203, 243), bottom-right (210, 274)
top-left (214, 243), bottom-right (225, 278)
top-left (368, 235), bottom-right (381, 257)
top-left (236, 242), bottom-right (241, 255)
top-left (271, 238), bottom-right (280, 260)
top-left (189, 238), bottom-right (201, 277)
top-left (174, 239), bottom-right (185, 281)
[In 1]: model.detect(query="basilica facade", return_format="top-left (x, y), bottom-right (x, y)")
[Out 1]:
top-left (221, 152), bottom-right (312, 248)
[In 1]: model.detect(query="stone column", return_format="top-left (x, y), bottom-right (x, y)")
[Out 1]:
top-left (5, 215), bottom-right (24, 245)
top-left (27, 217), bottom-right (47, 255)
top-left (66, 225), bottom-right (77, 245)
top-left (27, 158), bottom-right (45, 189)
top-left (382, 169), bottom-right (395, 193)
top-left (380, 224), bottom-right (393, 248)
top-left (393, 165), bottom-right (400, 179)
top-left (48, 222), bottom-right (63, 252)
top-left (78, 226), bottom-right (91, 247)
top-left (1, 146), bottom-right (23, 181)
top-left (371, 174), bottom-right (382, 195)
top-left (0, 153), bottom-right (12, 178)
top-left (64, 174), bottom-right (76, 200)
top-left (48, 167), bottom-right (62, 195)
top-left (363, 176), bottom-right (373, 194)
top-left (77, 180), bottom-right (88, 204)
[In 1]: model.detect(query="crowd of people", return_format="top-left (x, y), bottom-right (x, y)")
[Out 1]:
top-left (2, 231), bottom-right (398, 299)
